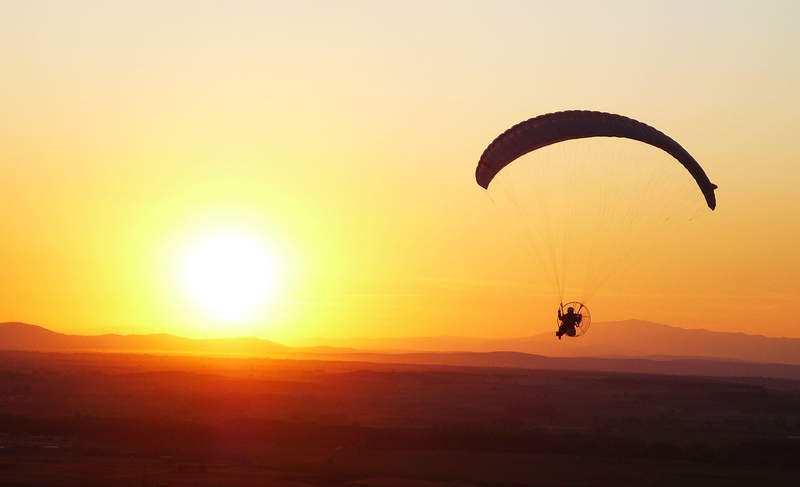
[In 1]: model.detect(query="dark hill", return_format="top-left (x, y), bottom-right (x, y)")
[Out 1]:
top-left (0, 322), bottom-right (287, 355)
top-left (332, 320), bottom-right (800, 365)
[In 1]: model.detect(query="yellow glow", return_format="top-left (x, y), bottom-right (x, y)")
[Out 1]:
top-left (1, 2), bottom-right (798, 341)
top-left (181, 232), bottom-right (278, 323)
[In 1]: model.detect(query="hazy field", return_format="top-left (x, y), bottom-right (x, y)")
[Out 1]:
top-left (0, 350), bottom-right (798, 486)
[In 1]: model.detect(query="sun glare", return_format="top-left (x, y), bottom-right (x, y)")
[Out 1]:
top-left (181, 232), bottom-right (278, 322)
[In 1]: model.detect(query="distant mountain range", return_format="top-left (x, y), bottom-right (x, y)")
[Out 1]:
top-left (2, 320), bottom-right (800, 380)
top-left (0, 322), bottom-right (288, 355)
top-left (328, 320), bottom-right (800, 365)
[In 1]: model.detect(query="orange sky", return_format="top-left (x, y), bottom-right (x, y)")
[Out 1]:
top-left (1, 1), bottom-right (798, 341)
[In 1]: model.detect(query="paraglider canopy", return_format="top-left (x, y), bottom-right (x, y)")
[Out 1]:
top-left (476, 110), bottom-right (718, 210)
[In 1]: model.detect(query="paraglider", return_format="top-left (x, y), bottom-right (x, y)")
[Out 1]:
top-left (556, 302), bottom-right (590, 339)
top-left (475, 111), bottom-right (717, 339)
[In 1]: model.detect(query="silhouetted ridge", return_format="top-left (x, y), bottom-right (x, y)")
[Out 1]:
top-left (2, 321), bottom-right (800, 379)
top-left (0, 322), bottom-right (287, 354)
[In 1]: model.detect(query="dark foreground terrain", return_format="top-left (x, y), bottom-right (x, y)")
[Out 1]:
top-left (0, 350), bottom-right (798, 486)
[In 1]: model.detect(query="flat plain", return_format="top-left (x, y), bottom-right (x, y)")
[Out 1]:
top-left (0, 350), bottom-right (798, 486)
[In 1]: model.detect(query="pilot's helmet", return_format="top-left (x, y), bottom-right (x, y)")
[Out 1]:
top-left (567, 307), bottom-right (574, 313)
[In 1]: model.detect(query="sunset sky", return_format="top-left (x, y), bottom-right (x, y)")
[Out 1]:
top-left (2, 1), bottom-right (798, 342)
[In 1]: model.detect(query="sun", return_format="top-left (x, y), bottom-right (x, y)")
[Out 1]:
top-left (181, 232), bottom-right (279, 322)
